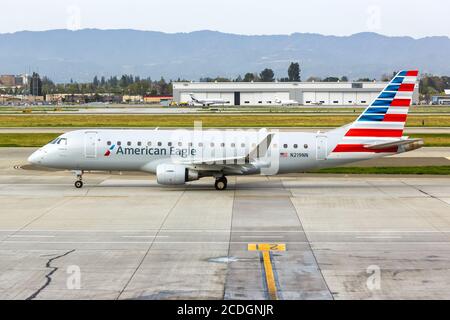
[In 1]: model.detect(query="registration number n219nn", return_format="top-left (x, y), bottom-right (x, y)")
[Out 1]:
top-left (290, 152), bottom-right (309, 158)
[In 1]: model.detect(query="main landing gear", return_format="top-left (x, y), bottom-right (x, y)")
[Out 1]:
top-left (214, 176), bottom-right (228, 191)
top-left (74, 170), bottom-right (84, 189)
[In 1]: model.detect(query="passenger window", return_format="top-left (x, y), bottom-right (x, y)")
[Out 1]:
top-left (221, 143), bottom-right (225, 147)
top-left (210, 143), bottom-right (215, 147)
top-left (178, 142), bottom-right (182, 147)
top-left (198, 142), bottom-right (203, 147)
top-left (127, 141), bottom-right (132, 146)
top-left (137, 141), bottom-right (142, 146)
top-left (107, 141), bottom-right (112, 146)
top-left (294, 144), bottom-right (298, 149)
top-left (117, 141), bottom-right (121, 146)
top-left (304, 144), bottom-right (308, 149)
top-left (158, 142), bottom-right (162, 146)
top-left (241, 143), bottom-right (245, 148)
top-left (283, 144), bottom-right (288, 149)
top-left (188, 142), bottom-right (193, 147)
top-left (168, 142), bottom-right (172, 147)
top-left (147, 141), bottom-right (152, 146)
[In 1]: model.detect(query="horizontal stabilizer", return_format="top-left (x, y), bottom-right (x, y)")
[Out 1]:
top-left (365, 138), bottom-right (423, 150)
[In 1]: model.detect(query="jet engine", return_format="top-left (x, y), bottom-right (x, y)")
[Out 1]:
top-left (156, 164), bottom-right (199, 185)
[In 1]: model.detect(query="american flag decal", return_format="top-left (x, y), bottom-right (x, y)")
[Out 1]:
top-left (280, 152), bottom-right (288, 158)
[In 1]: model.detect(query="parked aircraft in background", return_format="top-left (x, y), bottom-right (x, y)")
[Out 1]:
top-left (189, 93), bottom-right (229, 106)
top-left (29, 71), bottom-right (421, 190)
top-left (274, 98), bottom-right (299, 106)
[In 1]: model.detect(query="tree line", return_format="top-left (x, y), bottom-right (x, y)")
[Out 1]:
top-left (41, 75), bottom-right (172, 96)
top-left (200, 62), bottom-right (301, 83)
top-left (1, 62), bottom-right (448, 101)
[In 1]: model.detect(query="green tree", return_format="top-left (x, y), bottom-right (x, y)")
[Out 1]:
top-left (93, 76), bottom-right (99, 88)
top-left (357, 78), bottom-right (373, 82)
top-left (323, 77), bottom-right (340, 82)
top-left (340, 76), bottom-right (349, 82)
top-left (243, 73), bottom-right (258, 82)
top-left (288, 62), bottom-right (301, 81)
top-left (306, 76), bottom-right (322, 82)
top-left (259, 68), bottom-right (275, 82)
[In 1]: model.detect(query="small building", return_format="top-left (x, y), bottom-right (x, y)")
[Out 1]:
top-left (173, 81), bottom-right (419, 106)
top-left (122, 95), bottom-right (143, 103)
top-left (0, 75), bottom-right (16, 87)
top-left (143, 95), bottom-right (173, 105)
top-left (431, 89), bottom-right (450, 105)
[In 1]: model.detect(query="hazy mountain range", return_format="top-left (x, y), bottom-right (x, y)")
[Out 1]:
top-left (0, 29), bottom-right (449, 83)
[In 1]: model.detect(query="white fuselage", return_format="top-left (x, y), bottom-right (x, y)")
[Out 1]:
top-left (28, 128), bottom-right (398, 176)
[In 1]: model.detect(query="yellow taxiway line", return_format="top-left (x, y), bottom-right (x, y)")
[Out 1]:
top-left (262, 250), bottom-right (278, 300)
top-left (248, 243), bottom-right (286, 300)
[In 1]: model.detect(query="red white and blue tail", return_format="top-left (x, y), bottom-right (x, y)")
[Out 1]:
top-left (332, 70), bottom-right (418, 154)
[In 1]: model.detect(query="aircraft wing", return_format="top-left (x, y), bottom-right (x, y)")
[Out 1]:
top-left (175, 133), bottom-right (275, 168)
top-left (364, 138), bottom-right (423, 150)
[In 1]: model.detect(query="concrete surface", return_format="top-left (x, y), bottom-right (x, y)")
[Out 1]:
top-left (0, 149), bottom-right (449, 300)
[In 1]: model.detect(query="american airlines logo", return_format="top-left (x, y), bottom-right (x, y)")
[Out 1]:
top-left (104, 145), bottom-right (115, 157)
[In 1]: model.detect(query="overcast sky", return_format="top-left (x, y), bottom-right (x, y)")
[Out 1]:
top-left (1, 0), bottom-right (449, 38)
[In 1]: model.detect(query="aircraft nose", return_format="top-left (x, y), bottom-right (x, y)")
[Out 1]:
top-left (28, 149), bottom-right (44, 165)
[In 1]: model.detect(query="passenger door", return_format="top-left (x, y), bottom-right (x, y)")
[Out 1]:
top-left (316, 135), bottom-right (328, 160)
top-left (84, 131), bottom-right (98, 159)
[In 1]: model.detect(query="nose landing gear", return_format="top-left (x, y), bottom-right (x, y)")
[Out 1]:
top-left (73, 170), bottom-right (84, 189)
top-left (214, 176), bottom-right (228, 191)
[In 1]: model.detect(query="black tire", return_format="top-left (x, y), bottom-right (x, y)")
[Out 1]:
top-left (75, 180), bottom-right (83, 189)
top-left (214, 177), bottom-right (227, 191)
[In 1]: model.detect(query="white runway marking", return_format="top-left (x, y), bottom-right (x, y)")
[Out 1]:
top-left (2, 229), bottom-right (450, 233)
top-left (356, 236), bottom-right (403, 239)
top-left (8, 235), bottom-right (55, 238)
top-left (3, 241), bottom-right (450, 245)
top-left (121, 235), bottom-right (169, 238)
top-left (239, 235), bottom-right (284, 239)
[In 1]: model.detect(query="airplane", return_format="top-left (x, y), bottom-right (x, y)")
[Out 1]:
top-left (189, 93), bottom-right (229, 106)
top-left (28, 70), bottom-right (422, 191)
top-left (274, 98), bottom-right (299, 106)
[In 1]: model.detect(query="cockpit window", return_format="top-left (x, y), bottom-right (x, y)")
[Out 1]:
top-left (49, 138), bottom-right (67, 145)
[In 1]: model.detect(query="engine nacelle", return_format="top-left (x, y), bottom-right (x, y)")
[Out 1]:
top-left (156, 164), bottom-right (199, 185)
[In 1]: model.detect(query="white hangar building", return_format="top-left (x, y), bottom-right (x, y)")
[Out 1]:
top-left (173, 81), bottom-right (419, 106)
